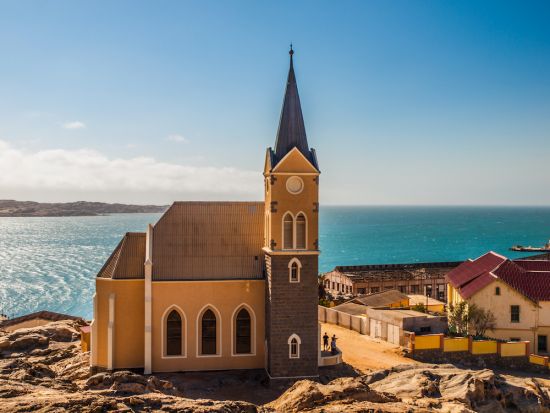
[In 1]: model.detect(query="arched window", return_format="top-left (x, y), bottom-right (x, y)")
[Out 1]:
top-left (166, 310), bottom-right (182, 356)
top-left (201, 309), bottom-right (217, 355)
top-left (288, 334), bottom-right (301, 359)
top-left (296, 213), bottom-right (306, 249)
top-left (235, 308), bottom-right (251, 354)
top-left (288, 258), bottom-right (301, 283)
top-left (283, 213), bottom-right (294, 249)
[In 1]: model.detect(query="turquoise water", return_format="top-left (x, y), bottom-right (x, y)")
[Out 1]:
top-left (1, 207), bottom-right (549, 319)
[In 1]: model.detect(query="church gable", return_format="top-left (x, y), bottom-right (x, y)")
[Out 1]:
top-left (271, 147), bottom-right (319, 174)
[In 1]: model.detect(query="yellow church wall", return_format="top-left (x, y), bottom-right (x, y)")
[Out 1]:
top-left (94, 278), bottom-right (145, 369)
top-left (264, 148), bottom-right (320, 252)
top-left (151, 279), bottom-right (265, 372)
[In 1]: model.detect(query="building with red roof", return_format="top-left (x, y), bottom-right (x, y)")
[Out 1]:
top-left (446, 251), bottom-right (550, 354)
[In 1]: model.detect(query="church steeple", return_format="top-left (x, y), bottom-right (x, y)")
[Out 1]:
top-left (273, 46), bottom-right (313, 166)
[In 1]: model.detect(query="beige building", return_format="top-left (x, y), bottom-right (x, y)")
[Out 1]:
top-left (91, 48), bottom-right (323, 378)
top-left (322, 261), bottom-right (460, 301)
top-left (446, 251), bottom-right (550, 355)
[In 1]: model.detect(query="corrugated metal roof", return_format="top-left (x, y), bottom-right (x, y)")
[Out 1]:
top-left (97, 232), bottom-right (145, 279)
top-left (152, 202), bottom-right (264, 281)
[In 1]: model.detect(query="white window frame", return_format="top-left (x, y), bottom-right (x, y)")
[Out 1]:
top-left (295, 212), bottom-right (307, 250)
top-left (196, 304), bottom-right (222, 358)
top-left (282, 212), bottom-right (295, 250)
top-left (281, 211), bottom-right (308, 250)
top-left (288, 333), bottom-right (301, 359)
top-left (288, 258), bottom-right (302, 283)
top-left (161, 305), bottom-right (187, 359)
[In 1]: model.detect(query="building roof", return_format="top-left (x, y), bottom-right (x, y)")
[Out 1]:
top-left (407, 295), bottom-right (446, 307)
top-left (352, 289), bottom-right (409, 307)
top-left (272, 47), bottom-right (316, 168)
top-left (326, 261), bottom-right (460, 283)
top-left (0, 311), bottom-right (83, 330)
top-left (152, 202), bottom-right (264, 281)
top-left (97, 232), bottom-right (146, 279)
top-left (366, 307), bottom-right (439, 321)
top-left (332, 302), bottom-right (367, 317)
top-left (446, 251), bottom-right (550, 302)
top-left (97, 202), bottom-right (265, 281)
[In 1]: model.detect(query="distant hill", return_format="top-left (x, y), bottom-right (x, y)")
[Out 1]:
top-left (0, 200), bottom-right (168, 217)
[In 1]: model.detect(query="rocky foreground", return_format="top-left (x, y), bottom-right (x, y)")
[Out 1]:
top-left (1, 320), bottom-right (549, 412)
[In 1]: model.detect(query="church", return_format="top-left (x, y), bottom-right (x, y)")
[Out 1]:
top-left (90, 48), bottom-right (321, 379)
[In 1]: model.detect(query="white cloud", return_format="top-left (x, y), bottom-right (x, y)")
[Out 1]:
top-left (0, 140), bottom-right (260, 203)
top-left (166, 134), bottom-right (188, 143)
top-left (62, 121), bottom-right (86, 130)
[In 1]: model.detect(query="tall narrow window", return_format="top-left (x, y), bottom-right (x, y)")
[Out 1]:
top-left (288, 334), bottom-right (301, 359)
top-left (235, 308), bottom-right (251, 354)
top-left (296, 213), bottom-right (306, 249)
top-left (510, 305), bottom-right (520, 323)
top-left (289, 259), bottom-right (300, 283)
top-left (201, 309), bottom-right (217, 355)
top-left (283, 213), bottom-right (294, 249)
top-left (166, 310), bottom-right (182, 356)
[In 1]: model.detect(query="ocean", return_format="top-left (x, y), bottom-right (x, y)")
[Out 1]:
top-left (1, 206), bottom-right (549, 320)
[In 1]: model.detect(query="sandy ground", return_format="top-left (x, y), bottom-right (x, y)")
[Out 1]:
top-left (320, 322), bottom-right (417, 373)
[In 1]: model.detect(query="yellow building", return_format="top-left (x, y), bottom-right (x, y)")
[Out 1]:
top-left (446, 251), bottom-right (550, 355)
top-left (91, 47), bottom-right (322, 378)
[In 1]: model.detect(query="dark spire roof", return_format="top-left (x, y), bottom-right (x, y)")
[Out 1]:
top-left (273, 46), bottom-right (314, 166)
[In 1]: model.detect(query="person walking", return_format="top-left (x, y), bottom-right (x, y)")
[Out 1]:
top-left (322, 332), bottom-right (329, 351)
top-left (330, 334), bottom-right (338, 355)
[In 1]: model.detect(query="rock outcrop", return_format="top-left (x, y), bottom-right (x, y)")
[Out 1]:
top-left (1, 320), bottom-right (549, 412)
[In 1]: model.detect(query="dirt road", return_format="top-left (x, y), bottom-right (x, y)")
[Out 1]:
top-left (320, 322), bottom-right (417, 373)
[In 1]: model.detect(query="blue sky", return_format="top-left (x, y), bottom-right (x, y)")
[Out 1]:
top-left (0, 1), bottom-right (549, 205)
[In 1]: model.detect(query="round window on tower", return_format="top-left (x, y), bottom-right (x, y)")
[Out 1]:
top-left (286, 176), bottom-right (304, 195)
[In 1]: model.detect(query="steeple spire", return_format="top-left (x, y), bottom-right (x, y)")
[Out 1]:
top-left (273, 45), bottom-right (312, 165)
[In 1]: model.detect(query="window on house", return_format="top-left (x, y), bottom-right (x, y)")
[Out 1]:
top-left (510, 305), bottom-right (520, 323)
top-left (495, 287), bottom-right (500, 296)
top-left (201, 309), bottom-right (217, 355)
top-left (235, 308), bottom-right (251, 354)
top-left (289, 259), bottom-right (300, 282)
top-left (410, 285), bottom-right (419, 294)
top-left (296, 213), bottom-right (306, 249)
top-left (283, 213), bottom-right (294, 249)
top-left (398, 285), bottom-right (406, 293)
top-left (420, 326), bottom-right (432, 333)
top-left (288, 334), bottom-right (301, 359)
top-left (510, 337), bottom-right (521, 342)
top-left (358, 288), bottom-right (366, 294)
top-left (332, 282), bottom-right (335, 290)
top-left (538, 335), bottom-right (547, 353)
top-left (166, 310), bottom-right (182, 356)
top-left (370, 287), bottom-right (379, 294)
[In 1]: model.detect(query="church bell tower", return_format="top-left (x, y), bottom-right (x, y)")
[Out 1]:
top-left (263, 46), bottom-right (320, 378)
